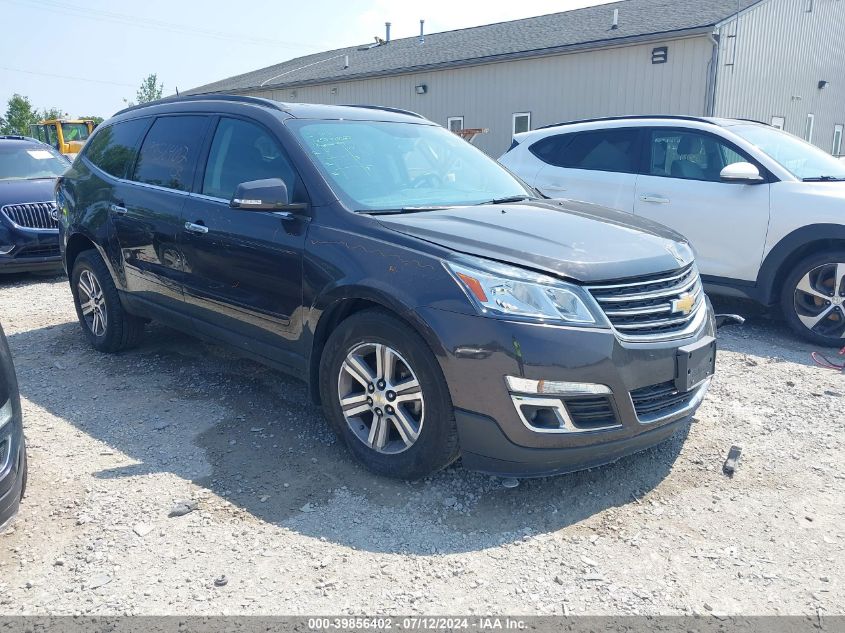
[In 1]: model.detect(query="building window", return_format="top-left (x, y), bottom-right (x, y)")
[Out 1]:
top-left (805, 114), bottom-right (815, 143)
top-left (447, 116), bottom-right (464, 133)
top-left (513, 112), bottom-right (531, 135)
top-left (771, 116), bottom-right (785, 130)
top-left (834, 125), bottom-right (843, 156)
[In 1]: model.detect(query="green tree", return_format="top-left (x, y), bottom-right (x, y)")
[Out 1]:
top-left (133, 73), bottom-right (163, 105)
top-left (0, 94), bottom-right (39, 135)
top-left (38, 107), bottom-right (65, 120)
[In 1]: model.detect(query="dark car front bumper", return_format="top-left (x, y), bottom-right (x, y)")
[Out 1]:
top-left (416, 303), bottom-right (716, 477)
top-left (0, 217), bottom-right (61, 274)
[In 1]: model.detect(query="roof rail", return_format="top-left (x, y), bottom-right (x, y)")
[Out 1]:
top-left (114, 94), bottom-right (287, 117)
top-left (534, 114), bottom-right (717, 131)
top-left (339, 104), bottom-right (426, 119)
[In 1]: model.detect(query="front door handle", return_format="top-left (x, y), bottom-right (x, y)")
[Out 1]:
top-left (640, 194), bottom-right (670, 204)
top-left (184, 221), bottom-right (209, 234)
top-left (110, 203), bottom-right (128, 215)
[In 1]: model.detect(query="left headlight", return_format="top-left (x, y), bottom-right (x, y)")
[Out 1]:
top-left (445, 255), bottom-right (606, 326)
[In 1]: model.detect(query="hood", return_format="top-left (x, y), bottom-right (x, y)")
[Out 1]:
top-left (0, 178), bottom-right (57, 207)
top-left (376, 199), bottom-right (694, 283)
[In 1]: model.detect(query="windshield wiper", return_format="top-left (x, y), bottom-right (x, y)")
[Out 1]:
top-left (475, 195), bottom-right (536, 205)
top-left (803, 176), bottom-right (845, 182)
top-left (363, 206), bottom-right (450, 215)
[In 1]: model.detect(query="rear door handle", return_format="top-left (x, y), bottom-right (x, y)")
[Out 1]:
top-left (110, 203), bottom-right (127, 215)
top-left (640, 194), bottom-right (670, 204)
top-left (184, 221), bottom-right (209, 234)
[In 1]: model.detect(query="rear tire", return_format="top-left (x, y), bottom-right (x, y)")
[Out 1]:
top-left (71, 250), bottom-right (144, 353)
top-left (780, 249), bottom-right (845, 347)
top-left (319, 309), bottom-right (459, 479)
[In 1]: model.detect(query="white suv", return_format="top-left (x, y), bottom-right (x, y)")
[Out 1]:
top-left (499, 116), bottom-right (845, 346)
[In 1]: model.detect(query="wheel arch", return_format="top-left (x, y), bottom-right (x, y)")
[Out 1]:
top-left (306, 288), bottom-right (444, 405)
top-left (757, 224), bottom-right (845, 305)
top-left (64, 232), bottom-right (99, 277)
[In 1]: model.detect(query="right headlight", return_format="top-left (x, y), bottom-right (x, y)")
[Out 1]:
top-left (445, 255), bottom-right (607, 327)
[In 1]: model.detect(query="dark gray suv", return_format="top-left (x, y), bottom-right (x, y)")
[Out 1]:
top-left (57, 95), bottom-right (716, 479)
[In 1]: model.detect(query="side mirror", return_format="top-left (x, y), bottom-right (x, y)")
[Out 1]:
top-left (229, 178), bottom-right (306, 211)
top-left (720, 162), bottom-right (764, 184)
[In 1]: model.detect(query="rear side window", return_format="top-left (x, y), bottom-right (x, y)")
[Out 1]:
top-left (202, 117), bottom-right (301, 201)
top-left (82, 118), bottom-right (149, 179)
top-left (529, 134), bottom-right (573, 166)
top-left (132, 116), bottom-right (208, 191)
top-left (560, 129), bottom-right (640, 173)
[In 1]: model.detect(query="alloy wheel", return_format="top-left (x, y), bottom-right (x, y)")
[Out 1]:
top-left (793, 262), bottom-right (845, 338)
top-left (337, 342), bottom-right (424, 454)
top-left (78, 269), bottom-right (108, 337)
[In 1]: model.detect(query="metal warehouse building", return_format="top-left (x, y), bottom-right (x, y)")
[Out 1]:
top-left (187, 0), bottom-right (845, 157)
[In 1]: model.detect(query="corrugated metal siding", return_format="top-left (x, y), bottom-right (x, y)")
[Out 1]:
top-left (238, 36), bottom-right (713, 156)
top-left (715, 0), bottom-right (845, 152)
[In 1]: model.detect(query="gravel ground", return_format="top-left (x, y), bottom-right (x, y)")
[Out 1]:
top-left (0, 272), bottom-right (842, 616)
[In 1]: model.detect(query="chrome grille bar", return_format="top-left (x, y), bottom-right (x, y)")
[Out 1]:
top-left (1, 201), bottom-right (58, 231)
top-left (586, 264), bottom-right (706, 341)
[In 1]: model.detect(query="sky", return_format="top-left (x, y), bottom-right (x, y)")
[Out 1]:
top-left (0, 0), bottom-right (615, 120)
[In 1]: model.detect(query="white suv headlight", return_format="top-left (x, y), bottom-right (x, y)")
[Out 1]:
top-left (445, 255), bottom-right (606, 326)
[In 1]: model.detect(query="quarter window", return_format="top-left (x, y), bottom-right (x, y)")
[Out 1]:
top-left (82, 118), bottom-right (150, 179)
top-left (528, 134), bottom-right (573, 167)
top-left (202, 117), bottom-right (300, 201)
top-left (132, 116), bottom-right (208, 191)
top-left (647, 130), bottom-right (750, 182)
top-left (559, 129), bottom-right (640, 174)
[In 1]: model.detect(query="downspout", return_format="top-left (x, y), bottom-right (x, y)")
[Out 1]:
top-left (704, 31), bottom-right (721, 117)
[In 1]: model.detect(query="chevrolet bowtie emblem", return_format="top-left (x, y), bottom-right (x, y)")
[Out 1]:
top-left (672, 293), bottom-right (696, 315)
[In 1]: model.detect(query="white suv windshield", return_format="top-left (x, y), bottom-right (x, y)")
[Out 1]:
top-left (730, 124), bottom-right (845, 181)
top-left (289, 120), bottom-right (532, 211)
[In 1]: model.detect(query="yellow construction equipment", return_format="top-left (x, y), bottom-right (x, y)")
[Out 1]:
top-left (29, 119), bottom-right (96, 158)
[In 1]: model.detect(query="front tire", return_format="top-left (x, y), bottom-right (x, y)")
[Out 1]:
top-left (780, 250), bottom-right (845, 347)
top-left (71, 250), bottom-right (144, 352)
top-left (319, 309), bottom-right (459, 479)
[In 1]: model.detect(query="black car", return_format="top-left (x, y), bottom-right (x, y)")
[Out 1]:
top-left (57, 95), bottom-right (717, 479)
top-left (0, 136), bottom-right (67, 274)
top-left (0, 322), bottom-right (27, 529)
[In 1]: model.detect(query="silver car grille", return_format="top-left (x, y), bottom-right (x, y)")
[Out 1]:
top-left (1, 201), bottom-right (59, 230)
top-left (586, 264), bottom-right (706, 341)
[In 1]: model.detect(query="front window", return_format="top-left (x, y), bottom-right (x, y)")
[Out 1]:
top-left (61, 123), bottom-right (91, 143)
top-left (647, 130), bottom-right (748, 182)
top-left (0, 145), bottom-right (68, 180)
top-left (288, 120), bottom-right (532, 211)
top-left (731, 123), bottom-right (845, 181)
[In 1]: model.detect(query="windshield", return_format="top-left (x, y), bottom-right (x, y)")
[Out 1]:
top-left (0, 145), bottom-right (68, 180)
top-left (61, 122), bottom-right (91, 142)
top-left (288, 120), bottom-right (532, 211)
top-left (730, 124), bottom-right (845, 180)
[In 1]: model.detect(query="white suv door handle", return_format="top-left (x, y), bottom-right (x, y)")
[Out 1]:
top-left (545, 185), bottom-right (568, 192)
top-left (640, 194), bottom-right (670, 204)
top-left (184, 221), bottom-right (209, 234)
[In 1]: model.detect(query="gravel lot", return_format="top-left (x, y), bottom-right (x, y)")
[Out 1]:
top-left (0, 272), bottom-right (842, 616)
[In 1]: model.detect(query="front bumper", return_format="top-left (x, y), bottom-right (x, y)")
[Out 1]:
top-left (416, 303), bottom-right (716, 477)
top-left (0, 219), bottom-right (61, 274)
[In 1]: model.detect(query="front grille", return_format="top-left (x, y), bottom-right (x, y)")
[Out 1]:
top-left (17, 245), bottom-right (60, 258)
top-left (1, 201), bottom-right (58, 230)
top-left (564, 396), bottom-right (618, 429)
top-left (630, 380), bottom-right (695, 421)
top-left (586, 264), bottom-right (705, 341)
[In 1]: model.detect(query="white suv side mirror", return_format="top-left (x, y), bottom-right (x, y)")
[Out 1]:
top-left (720, 162), bottom-right (764, 184)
